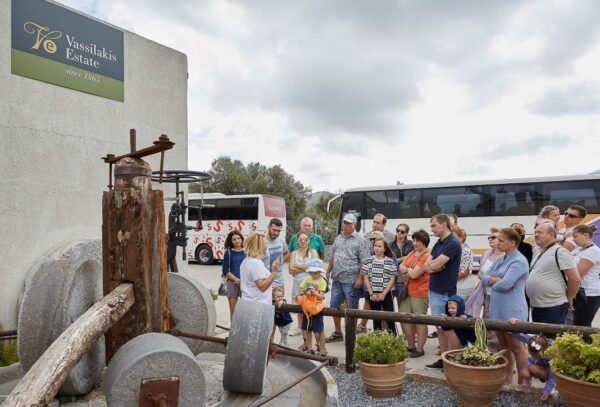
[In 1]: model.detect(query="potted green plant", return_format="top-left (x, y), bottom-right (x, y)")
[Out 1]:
top-left (353, 330), bottom-right (409, 398)
top-left (442, 319), bottom-right (508, 407)
top-left (544, 332), bottom-right (600, 407)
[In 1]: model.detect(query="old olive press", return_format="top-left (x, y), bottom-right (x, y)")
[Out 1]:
top-left (4, 130), bottom-right (336, 407)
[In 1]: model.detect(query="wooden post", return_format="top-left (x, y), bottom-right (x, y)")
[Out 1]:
top-left (4, 284), bottom-right (135, 407)
top-left (344, 314), bottom-right (356, 373)
top-left (102, 156), bottom-right (169, 362)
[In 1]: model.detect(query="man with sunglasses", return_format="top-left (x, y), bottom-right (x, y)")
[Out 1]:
top-left (559, 205), bottom-right (587, 252)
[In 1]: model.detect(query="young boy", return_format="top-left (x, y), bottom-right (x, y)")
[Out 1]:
top-left (298, 259), bottom-right (327, 355)
top-left (272, 286), bottom-right (293, 346)
top-left (443, 295), bottom-right (476, 348)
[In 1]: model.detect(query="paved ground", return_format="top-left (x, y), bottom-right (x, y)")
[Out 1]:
top-left (187, 261), bottom-right (598, 388)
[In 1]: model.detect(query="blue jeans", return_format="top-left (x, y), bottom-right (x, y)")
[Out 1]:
top-left (532, 303), bottom-right (568, 325)
top-left (429, 291), bottom-right (449, 317)
top-left (330, 281), bottom-right (359, 309)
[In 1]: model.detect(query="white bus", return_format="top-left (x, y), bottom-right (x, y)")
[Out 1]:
top-left (187, 193), bottom-right (286, 264)
top-left (333, 174), bottom-right (600, 264)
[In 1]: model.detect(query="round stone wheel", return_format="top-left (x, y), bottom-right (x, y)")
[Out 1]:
top-left (17, 239), bottom-right (104, 396)
top-left (103, 333), bottom-right (206, 406)
top-left (168, 273), bottom-right (216, 354)
top-left (223, 298), bottom-right (275, 394)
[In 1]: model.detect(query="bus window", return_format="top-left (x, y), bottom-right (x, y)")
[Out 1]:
top-left (490, 184), bottom-right (537, 216)
top-left (423, 187), bottom-right (486, 217)
top-left (365, 191), bottom-right (403, 219)
top-left (542, 181), bottom-right (600, 213)
top-left (399, 190), bottom-right (421, 218)
top-left (340, 192), bottom-right (363, 232)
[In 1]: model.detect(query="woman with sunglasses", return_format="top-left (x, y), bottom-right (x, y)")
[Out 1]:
top-left (390, 223), bottom-right (414, 264)
top-left (571, 224), bottom-right (600, 326)
top-left (477, 228), bottom-right (504, 351)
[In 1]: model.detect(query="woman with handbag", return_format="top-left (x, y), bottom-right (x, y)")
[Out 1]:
top-left (572, 224), bottom-right (600, 327)
top-left (222, 230), bottom-right (246, 319)
top-left (398, 229), bottom-right (431, 358)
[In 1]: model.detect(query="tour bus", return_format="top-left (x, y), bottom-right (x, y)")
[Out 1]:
top-left (187, 193), bottom-right (286, 264)
top-left (331, 174), bottom-right (600, 265)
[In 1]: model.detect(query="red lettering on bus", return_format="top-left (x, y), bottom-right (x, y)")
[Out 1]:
top-left (237, 220), bottom-right (245, 231)
top-left (214, 220), bottom-right (223, 232)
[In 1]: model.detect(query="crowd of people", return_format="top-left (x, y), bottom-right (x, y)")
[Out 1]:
top-left (219, 205), bottom-right (600, 388)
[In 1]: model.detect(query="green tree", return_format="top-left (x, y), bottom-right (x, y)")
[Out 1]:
top-left (190, 156), bottom-right (311, 220)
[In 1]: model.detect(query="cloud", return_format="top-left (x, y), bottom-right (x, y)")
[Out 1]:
top-left (531, 82), bottom-right (600, 116)
top-left (58, 0), bottom-right (600, 190)
top-left (483, 133), bottom-right (574, 160)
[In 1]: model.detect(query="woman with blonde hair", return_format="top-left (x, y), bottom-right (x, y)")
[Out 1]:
top-left (454, 227), bottom-right (477, 302)
top-left (240, 233), bottom-right (280, 305)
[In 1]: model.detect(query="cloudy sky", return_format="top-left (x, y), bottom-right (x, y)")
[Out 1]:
top-left (62, 0), bottom-right (600, 192)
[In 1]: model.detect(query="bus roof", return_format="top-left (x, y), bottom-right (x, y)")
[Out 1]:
top-left (343, 173), bottom-right (600, 193)
top-left (188, 193), bottom-right (285, 200)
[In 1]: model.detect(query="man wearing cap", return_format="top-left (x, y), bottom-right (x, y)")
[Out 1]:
top-left (325, 213), bottom-right (370, 342)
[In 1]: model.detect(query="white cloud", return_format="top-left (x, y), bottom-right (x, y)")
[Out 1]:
top-left (60, 0), bottom-right (600, 191)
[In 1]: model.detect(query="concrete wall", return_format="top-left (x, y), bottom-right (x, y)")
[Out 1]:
top-left (0, 0), bottom-right (189, 329)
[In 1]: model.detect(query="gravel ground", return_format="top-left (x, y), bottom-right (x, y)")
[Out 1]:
top-left (328, 366), bottom-right (559, 407)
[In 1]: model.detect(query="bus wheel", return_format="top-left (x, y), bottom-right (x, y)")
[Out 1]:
top-left (195, 244), bottom-right (214, 265)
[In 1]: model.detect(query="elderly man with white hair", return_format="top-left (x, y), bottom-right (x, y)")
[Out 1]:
top-left (289, 217), bottom-right (326, 260)
top-left (525, 221), bottom-right (580, 325)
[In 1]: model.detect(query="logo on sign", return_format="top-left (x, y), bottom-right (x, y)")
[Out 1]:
top-left (24, 22), bottom-right (62, 54)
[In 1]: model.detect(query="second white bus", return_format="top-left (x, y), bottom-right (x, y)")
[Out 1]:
top-left (187, 193), bottom-right (286, 264)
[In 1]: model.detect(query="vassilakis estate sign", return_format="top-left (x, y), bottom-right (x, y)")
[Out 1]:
top-left (11, 0), bottom-right (124, 101)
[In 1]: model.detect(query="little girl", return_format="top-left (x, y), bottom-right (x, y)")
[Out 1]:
top-left (272, 287), bottom-right (293, 346)
top-left (515, 333), bottom-right (556, 400)
top-left (362, 237), bottom-right (397, 335)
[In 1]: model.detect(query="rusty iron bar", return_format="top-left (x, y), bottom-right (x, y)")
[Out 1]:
top-left (0, 330), bottom-right (17, 338)
top-left (269, 343), bottom-right (338, 366)
top-left (248, 360), bottom-right (330, 407)
top-left (103, 134), bottom-right (175, 164)
top-left (278, 304), bottom-right (600, 337)
top-left (215, 324), bottom-right (230, 331)
top-left (166, 329), bottom-right (227, 346)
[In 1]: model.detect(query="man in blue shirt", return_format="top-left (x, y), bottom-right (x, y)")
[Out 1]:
top-left (422, 214), bottom-right (462, 370)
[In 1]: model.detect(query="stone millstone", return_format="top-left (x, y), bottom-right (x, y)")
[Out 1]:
top-left (17, 239), bottom-right (104, 396)
top-left (103, 333), bottom-right (206, 406)
top-left (167, 273), bottom-right (216, 354)
top-left (223, 298), bottom-right (274, 394)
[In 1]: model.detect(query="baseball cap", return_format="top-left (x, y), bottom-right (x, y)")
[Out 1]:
top-left (343, 213), bottom-right (357, 223)
top-left (307, 258), bottom-right (325, 273)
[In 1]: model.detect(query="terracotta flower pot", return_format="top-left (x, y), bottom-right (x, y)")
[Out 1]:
top-left (554, 370), bottom-right (600, 407)
top-left (442, 350), bottom-right (508, 407)
top-left (358, 360), bottom-right (406, 398)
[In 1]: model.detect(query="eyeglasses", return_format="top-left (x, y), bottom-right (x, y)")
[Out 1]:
top-left (396, 230), bottom-right (407, 234)
top-left (487, 235), bottom-right (497, 240)
top-left (298, 239), bottom-right (308, 243)
top-left (370, 238), bottom-right (377, 242)
top-left (564, 212), bottom-right (580, 219)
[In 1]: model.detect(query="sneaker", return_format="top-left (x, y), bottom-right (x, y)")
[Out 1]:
top-left (325, 331), bottom-right (344, 343)
top-left (424, 359), bottom-right (444, 370)
top-left (410, 349), bottom-right (425, 358)
top-left (356, 325), bottom-right (368, 334)
top-left (289, 327), bottom-right (302, 337)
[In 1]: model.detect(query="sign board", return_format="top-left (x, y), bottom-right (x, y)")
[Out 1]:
top-left (11, 0), bottom-right (124, 101)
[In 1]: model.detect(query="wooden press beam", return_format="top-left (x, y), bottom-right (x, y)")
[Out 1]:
top-left (4, 284), bottom-right (135, 407)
